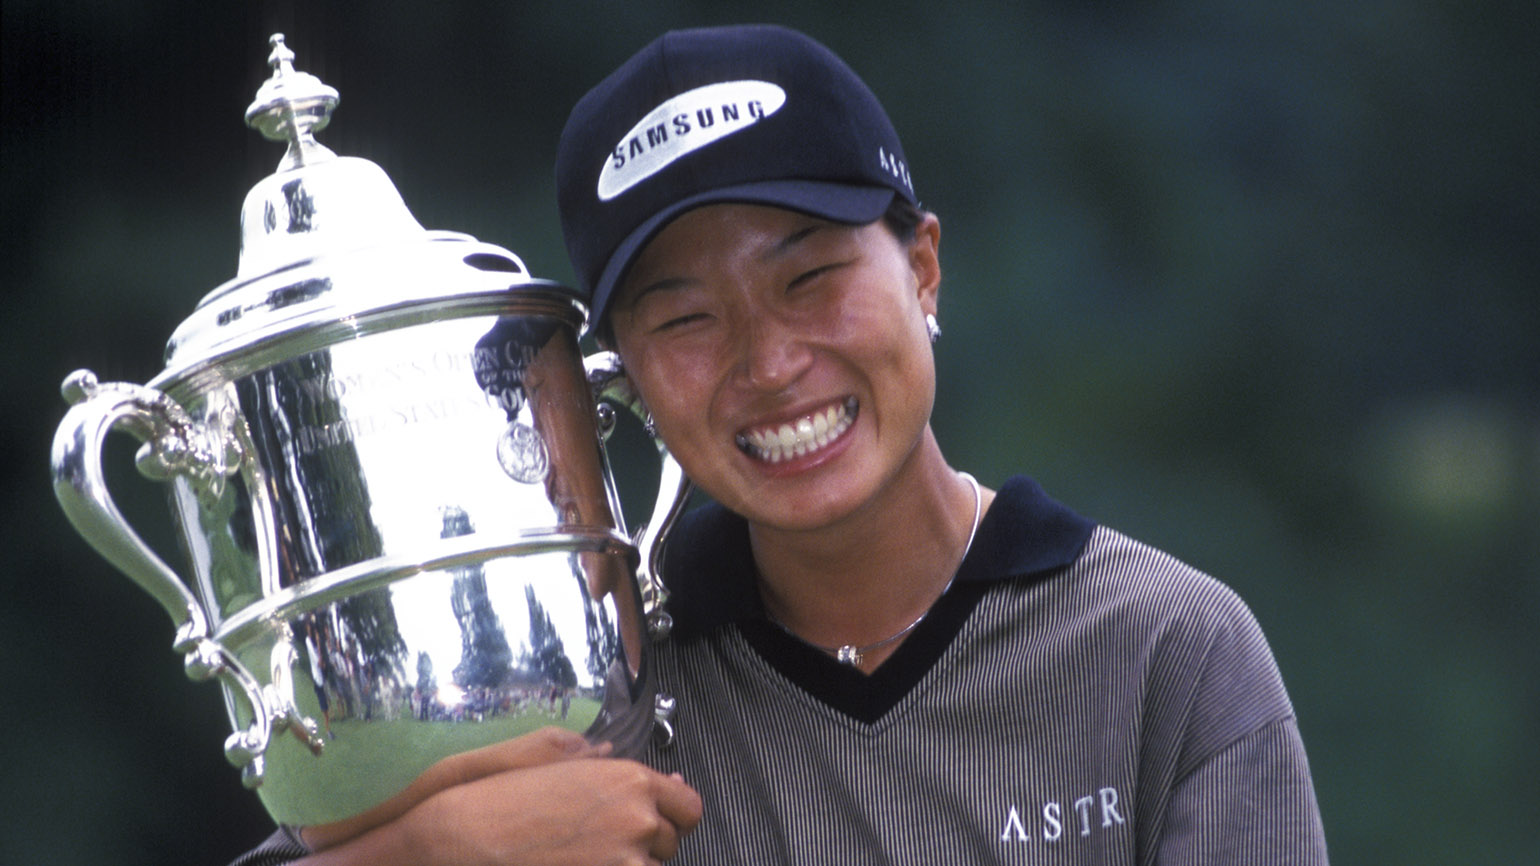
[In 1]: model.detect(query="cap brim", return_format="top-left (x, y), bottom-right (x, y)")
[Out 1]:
top-left (590, 180), bottom-right (896, 330)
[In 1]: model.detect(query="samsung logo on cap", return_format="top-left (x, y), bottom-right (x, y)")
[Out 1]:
top-left (598, 80), bottom-right (787, 201)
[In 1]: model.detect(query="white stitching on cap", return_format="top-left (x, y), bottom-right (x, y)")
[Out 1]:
top-left (597, 80), bottom-right (787, 201)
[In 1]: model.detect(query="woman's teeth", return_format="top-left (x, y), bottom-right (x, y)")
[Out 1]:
top-left (736, 397), bottom-right (858, 463)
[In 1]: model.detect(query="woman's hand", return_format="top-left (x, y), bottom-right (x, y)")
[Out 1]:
top-left (296, 727), bottom-right (703, 865)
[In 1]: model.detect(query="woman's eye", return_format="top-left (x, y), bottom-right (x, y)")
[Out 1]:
top-left (655, 312), bottom-right (708, 332)
top-left (789, 262), bottom-right (844, 290)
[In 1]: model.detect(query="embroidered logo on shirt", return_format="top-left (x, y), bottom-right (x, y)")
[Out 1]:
top-left (999, 787), bottom-right (1126, 843)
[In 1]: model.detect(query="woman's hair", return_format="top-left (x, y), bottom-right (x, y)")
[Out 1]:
top-left (594, 198), bottom-right (933, 346)
top-left (880, 197), bottom-right (927, 244)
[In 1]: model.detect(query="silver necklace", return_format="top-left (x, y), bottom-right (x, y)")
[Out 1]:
top-left (773, 471), bottom-right (984, 668)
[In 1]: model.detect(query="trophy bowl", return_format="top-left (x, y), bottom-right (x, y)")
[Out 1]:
top-left (50, 35), bottom-right (685, 828)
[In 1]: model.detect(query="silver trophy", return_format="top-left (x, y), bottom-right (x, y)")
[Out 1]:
top-left (50, 35), bottom-right (688, 828)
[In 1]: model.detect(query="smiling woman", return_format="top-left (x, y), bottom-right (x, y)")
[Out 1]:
top-left (608, 204), bottom-right (947, 541)
top-left (231, 23), bottom-right (1328, 866)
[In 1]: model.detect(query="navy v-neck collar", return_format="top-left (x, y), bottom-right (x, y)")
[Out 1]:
top-left (658, 475), bottom-right (1096, 723)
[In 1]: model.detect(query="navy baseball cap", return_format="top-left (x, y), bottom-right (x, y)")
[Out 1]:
top-left (556, 24), bottom-right (918, 330)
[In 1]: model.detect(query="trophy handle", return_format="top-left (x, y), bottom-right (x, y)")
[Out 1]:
top-left (585, 351), bottom-right (692, 640)
top-left (587, 351), bottom-right (690, 749)
top-left (50, 369), bottom-right (311, 787)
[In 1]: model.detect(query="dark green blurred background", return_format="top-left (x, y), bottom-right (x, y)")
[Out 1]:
top-left (4, 1), bottom-right (1535, 863)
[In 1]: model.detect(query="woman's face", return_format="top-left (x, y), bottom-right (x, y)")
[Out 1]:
top-left (610, 203), bottom-right (942, 532)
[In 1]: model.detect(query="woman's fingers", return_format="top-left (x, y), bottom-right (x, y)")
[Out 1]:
top-left (654, 772), bottom-right (704, 843)
top-left (304, 727), bottom-right (610, 852)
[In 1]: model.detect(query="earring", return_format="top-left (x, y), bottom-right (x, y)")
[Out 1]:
top-left (643, 411), bottom-right (659, 439)
top-left (925, 313), bottom-right (941, 344)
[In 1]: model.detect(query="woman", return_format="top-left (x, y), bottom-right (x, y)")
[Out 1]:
top-left (236, 24), bottom-right (1326, 865)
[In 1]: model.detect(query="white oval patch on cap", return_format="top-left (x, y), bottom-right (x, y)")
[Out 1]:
top-left (598, 80), bottom-right (786, 201)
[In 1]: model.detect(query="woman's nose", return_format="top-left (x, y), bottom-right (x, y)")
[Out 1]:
top-left (738, 314), bottom-right (811, 393)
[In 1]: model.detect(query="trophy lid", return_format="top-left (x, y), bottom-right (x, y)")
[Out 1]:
top-left (159, 35), bottom-right (579, 389)
top-left (231, 34), bottom-right (425, 282)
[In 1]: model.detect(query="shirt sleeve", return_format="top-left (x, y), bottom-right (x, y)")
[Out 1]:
top-left (1154, 717), bottom-right (1328, 865)
top-left (1138, 571), bottom-right (1329, 865)
top-left (225, 826), bottom-right (309, 866)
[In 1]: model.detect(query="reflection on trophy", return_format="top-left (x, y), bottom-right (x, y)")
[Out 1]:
top-left (50, 35), bottom-right (688, 828)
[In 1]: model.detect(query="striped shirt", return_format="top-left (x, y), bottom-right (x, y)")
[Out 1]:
top-left (644, 475), bottom-right (1327, 864)
top-left (229, 476), bottom-right (1327, 864)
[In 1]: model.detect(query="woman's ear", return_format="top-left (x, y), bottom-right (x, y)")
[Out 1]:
top-left (911, 212), bottom-right (942, 315)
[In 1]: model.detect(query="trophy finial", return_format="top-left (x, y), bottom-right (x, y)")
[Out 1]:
top-left (267, 33), bottom-right (296, 72)
top-left (245, 33), bottom-right (340, 170)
